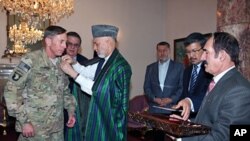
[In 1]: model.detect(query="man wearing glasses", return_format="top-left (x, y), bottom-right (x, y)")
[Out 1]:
top-left (173, 32), bottom-right (212, 120)
top-left (64, 32), bottom-right (88, 141)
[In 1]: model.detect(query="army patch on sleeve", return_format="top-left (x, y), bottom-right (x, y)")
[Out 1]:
top-left (10, 61), bottom-right (31, 83)
top-left (17, 61), bottom-right (31, 72)
top-left (12, 71), bottom-right (22, 81)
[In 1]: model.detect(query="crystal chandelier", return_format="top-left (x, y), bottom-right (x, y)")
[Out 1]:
top-left (11, 41), bottom-right (28, 54)
top-left (0, 0), bottom-right (74, 26)
top-left (9, 22), bottom-right (44, 45)
top-left (7, 21), bottom-right (43, 54)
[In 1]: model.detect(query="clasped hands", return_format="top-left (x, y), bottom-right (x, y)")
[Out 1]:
top-left (154, 97), bottom-right (172, 106)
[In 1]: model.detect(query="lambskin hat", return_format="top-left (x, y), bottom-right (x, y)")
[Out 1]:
top-left (91, 24), bottom-right (119, 39)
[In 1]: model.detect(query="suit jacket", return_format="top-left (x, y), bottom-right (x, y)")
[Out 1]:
top-left (183, 68), bottom-right (250, 141)
top-left (64, 54), bottom-right (89, 141)
top-left (144, 60), bottom-right (184, 114)
top-left (181, 63), bottom-right (212, 113)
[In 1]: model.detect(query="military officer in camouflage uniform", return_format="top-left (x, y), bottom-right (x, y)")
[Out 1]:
top-left (4, 25), bottom-right (77, 141)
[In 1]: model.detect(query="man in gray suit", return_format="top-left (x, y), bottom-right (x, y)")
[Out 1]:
top-left (172, 32), bottom-right (250, 141)
top-left (144, 41), bottom-right (184, 114)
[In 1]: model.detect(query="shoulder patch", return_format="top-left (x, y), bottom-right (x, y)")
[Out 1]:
top-left (17, 61), bottom-right (31, 72)
top-left (9, 61), bottom-right (31, 84)
top-left (12, 71), bottom-right (22, 81)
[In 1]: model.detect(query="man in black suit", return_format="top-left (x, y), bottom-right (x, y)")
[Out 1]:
top-left (64, 32), bottom-right (89, 141)
top-left (172, 32), bottom-right (250, 141)
top-left (144, 41), bottom-right (184, 114)
top-left (174, 33), bottom-right (212, 120)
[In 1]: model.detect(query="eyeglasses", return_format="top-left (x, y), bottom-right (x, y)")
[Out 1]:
top-left (66, 42), bottom-right (80, 48)
top-left (186, 48), bottom-right (203, 55)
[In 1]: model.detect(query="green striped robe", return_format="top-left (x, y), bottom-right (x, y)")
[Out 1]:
top-left (85, 49), bottom-right (132, 141)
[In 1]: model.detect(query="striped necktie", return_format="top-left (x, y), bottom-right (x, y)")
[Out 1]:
top-left (189, 65), bottom-right (198, 93)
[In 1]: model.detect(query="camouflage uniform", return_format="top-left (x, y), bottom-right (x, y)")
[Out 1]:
top-left (4, 49), bottom-right (77, 141)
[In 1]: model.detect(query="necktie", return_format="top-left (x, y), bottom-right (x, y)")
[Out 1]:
top-left (94, 58), bottom-right (105, 80)
top-left (189, 65), bottom-right (198, 93)
top-left (207, 79), bottom-right (215, 94)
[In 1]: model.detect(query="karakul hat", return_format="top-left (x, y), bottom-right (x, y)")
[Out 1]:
top-left (91, 24), bottom-right (119, 39)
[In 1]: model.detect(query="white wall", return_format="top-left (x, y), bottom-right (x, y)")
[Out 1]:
top-left (57, 0), bottom-right (168, 98)
top-left (165, 0), bottom-right (217, 47)
top-left (0, 12), bottom-right (8, 61)
top-left (0, 0), bottom-right (216, 99)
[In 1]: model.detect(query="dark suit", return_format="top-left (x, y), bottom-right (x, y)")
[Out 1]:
top-left (64, 54), bottom-right (89, 140)
top-left (144, 60), bottom-right (184, 114)
top-left (183, 68), bottom-right (250, 141)
top-left (181, 63), bottom-right (212, 117)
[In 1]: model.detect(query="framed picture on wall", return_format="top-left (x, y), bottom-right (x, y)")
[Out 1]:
top-left (174, 33), bottom-right (211, 67)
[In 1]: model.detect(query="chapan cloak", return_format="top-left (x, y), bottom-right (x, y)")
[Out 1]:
top-left (85, 49), bottom-right (132, 141)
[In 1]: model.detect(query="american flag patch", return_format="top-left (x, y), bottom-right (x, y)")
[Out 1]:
top-left (17, 61), bottom-right (31, 72)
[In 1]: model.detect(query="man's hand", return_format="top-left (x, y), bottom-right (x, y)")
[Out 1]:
top-left (22, 123), bottom-right (35, 137)
top-left (61, 55), bottom-right (75, 64)
top-left (172, 98), bottom-right (191, 120)
top-left (66, 114), bottom-right (76, 128)
top-left (153, 98), bottom-right (162, 105)
top-left (154, 97), bottom-right (172, 106)
top-left (60, 61), bottom-right (79, 79)
top-left (160, 98), bottom-right (172, 106)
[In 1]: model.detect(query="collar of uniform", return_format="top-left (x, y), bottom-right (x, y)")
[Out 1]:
top-left (42, 49), bottom-right (58, 67)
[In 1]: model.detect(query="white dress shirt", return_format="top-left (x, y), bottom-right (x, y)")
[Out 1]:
top-left (158, 59), bottom-right (170, 91)
top-left (73, 56), bottom-right (110, 95)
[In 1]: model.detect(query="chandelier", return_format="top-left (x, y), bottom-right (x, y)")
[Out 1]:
top-left (0, 0), bottom-right (74, 26)
top-left (11, 41), bottom-right (28, 54)
top-left (1, 0), bottom-right (74, 60)
top-left (7, 22), bottom-right (43, 55)
top-left (9, 22), bottom-right (44, 45)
